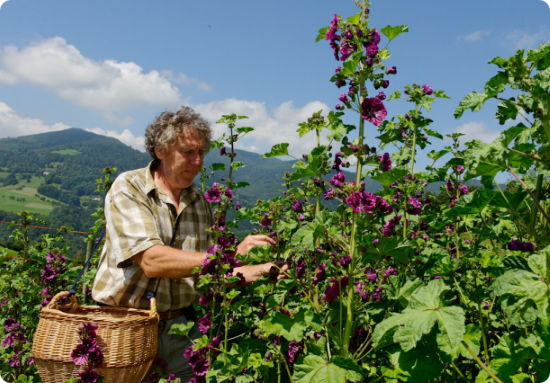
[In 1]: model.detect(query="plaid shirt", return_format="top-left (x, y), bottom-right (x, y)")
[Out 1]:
top-left (92, 161), bottom-right (213, 312)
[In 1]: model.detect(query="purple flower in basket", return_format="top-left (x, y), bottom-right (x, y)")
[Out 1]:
top-left (78, 367), bottom-right (99, 383)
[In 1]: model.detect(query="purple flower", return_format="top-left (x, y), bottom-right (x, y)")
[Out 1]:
top-left (235, 201), bottom-right (241, 210)
top-left (199, 314), bottom-right (212, 334)
top-left (361, 97), bottom-right (387, 126)
top-left (41, 265), bottom-right (57, 283)
top-left (287, 341), bottom-right (303, 364)
top-left (193, 357), bottom-right (209, 376)
top-left (224, 188), bottom-right (233, 199)
top-left (422, 84), bottom-right (433, 95)
top-left (260, 214), bottom-right (272, 227)
top-left (199, 292), bottom-right (213, 306)
top-left (296, 260), bottom-right (306, 279)
top-left (336, 80), bottom-right (346, 88)
top-left (71, 344), bottom-right (89, 365)
top-left (78, 367), bottom-right (99, 383)
top-left (383, 215), bottom-right (402, 237)
top-left (368, 30), bottom-right (381, 45)
top-left (324, 189), bottom-right (335, 200)
top-left (312, 264), bottom-right (327, 285)
top-left (456, 165), bottom-right (464, 174)
top-left (366, 44), bottom-right (378, 58)
top-left (377, 91), bottom-right (386, 100)
top-left (298, 214), bottom-right (306, 221)
top-left (323, 280), bottom-right (340, 304)
top-left (340, 254), bottom-right (351, 267)
top-left (205, 184), bottom-right (222, 203)
top-left (235, 272), bottom-right (246, 287)
top-left (386, 66), bottom-right (397, 75)
top-left (345, 191), bottom-right (379, 213)
top-left (46, 252), bottom-right (56, 263)
top-left (379, 152), bottom-right (391, 172)
top-left (371, 287), bottom-right (383, 302)
top-left (292, 200), bottom-right (303, 213)
top-left (406, 197), bottom-right (422, 215)
top-left (385, 267), bottom-right (396, 277)
top-left (219, 147), bottom-right (226, 156)
top-left (335, 104), bottom-right (344, 110)
top-left (508, 239), bottom-right (535, 252)
top-left (381, 80), bottom-right (389, 89)
top-left (335, 66), bottom-right (342, 74)
top-left (330, 172), bottom-right (346, 188)
top-left (210, 333), bottom-right (223, 350)
top-left (338, 93), bottom-right (349, 104)
top-left (459, 184), bottom-right (469, 195)
top-left (355, 282), bottom-right (369, 301)
top-left (2, 334), bottom-right (14, 347)
top-left (4, 318), bottom-right (17, 332)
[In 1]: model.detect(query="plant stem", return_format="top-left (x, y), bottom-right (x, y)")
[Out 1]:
top-left (507, 166), bottom-right (550, 226)
top-left (529, 174), bottom-right (543, 240)
top-left (461, 341), bottom-right (504, 383)
top-left (273, 343), bottom-right (293, 381)
top-left (473, 273), bottom-right (490, 361)
top-left (451, 360), bottom-right (470, 383)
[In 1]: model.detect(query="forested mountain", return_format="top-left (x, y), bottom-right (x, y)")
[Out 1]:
top-left (0, 128), bottom-right (492, 255)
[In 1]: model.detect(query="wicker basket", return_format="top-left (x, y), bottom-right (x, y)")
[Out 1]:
top-left (32, 291), bottom-right (159, 383)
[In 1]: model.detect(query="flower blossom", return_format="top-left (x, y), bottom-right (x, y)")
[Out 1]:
top-left (346, 191), bottom-right (379, 213)
top-left (379, 152), bottom-right (391, 172)
top-left (205, 184), bottom-right (222, 203)
top-left (361, 97), bottom-right (387, 126)
top-left (406, 197), bottom-right (422, 215)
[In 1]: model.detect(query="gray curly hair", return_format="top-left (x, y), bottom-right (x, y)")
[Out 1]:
top-left (144, 106), bottom-right (212, 160)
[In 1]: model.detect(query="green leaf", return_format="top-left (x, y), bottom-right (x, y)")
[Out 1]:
top-left (364, 236), bottom-right (412, 264)
top-left (293, 355), bottom-right (363, 383)
top-left (385, 275), bottom-right (423, 308)
top-left (210, 163), bottom-right (226, 171)
top-left (424, 128), bottom-right (443, 140)
top-left (340, 51), bottom-right (363, 76)
top-left (371, 167), bottom-right (409, 188)
top-left (427, 149), bottom-right (450, 161)
top-left (235, 127), bottom-right (254, 134)
top-left (263, 143), bottom-right (289, 158)
top-left (381, 25), bottom-right (409, 41)
top-left (491, 260), bottom-right (550, 326)
top-left (316, 26), bottom-right (330, 43)
top-left (259, 309), bottom-right (311, 341)
top-left (496, 100), bottom-right (520, 125)
top-left (433, 90), bottom-right (451, 99)
top-left (169, 321), bottom-right (195, 337)
top-left (327, 122), bottom-right (347, 142)
top-left (458, 324), bottom-right (482, 359)
top-left (534, 66), bottom-right (550, 89)
top-left (373, 279), bottom-right (466, 358)
top-left (485, 71), bottom-right (508, 98)
top-left (388, 90), bottom-right (401, 101)
top-left (444, 189), bottom-right (496, 218)
top-left (346, 11), bottom-right (361, 25)
top-left (454, 91), bottom-right (488, 119)
top-left (489, 56), bottom-right (508, 69)
top-left (197, 274), bottom-right (212, 288)
top-left (490, 190), bottom-right (528, 209)
top-left (231, 161), bottom-right (245, 170)
top-left (421, 96), bottom-right (435, 112)
top-left (382, 344), bottom-right (444, 382)
top-left (378, 48), bottom-right (391, 60)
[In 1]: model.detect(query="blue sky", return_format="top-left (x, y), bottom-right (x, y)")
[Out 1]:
top-left (0, 0), bottom-right (548, 176)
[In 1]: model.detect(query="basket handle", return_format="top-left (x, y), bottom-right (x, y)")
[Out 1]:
top-left (149, 296), bottom-right (158, 320)
top-left (47, 291), bottom-right (78, 312)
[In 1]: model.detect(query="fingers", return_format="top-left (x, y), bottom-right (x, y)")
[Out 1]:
top-left (236, 235), bottom-right (276, 255)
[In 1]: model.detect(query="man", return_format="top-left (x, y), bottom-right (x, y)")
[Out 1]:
top-left (92, 106), bottom-right (286, 380)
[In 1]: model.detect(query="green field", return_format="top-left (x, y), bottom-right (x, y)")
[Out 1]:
top-left (0, 175), bottom-right (58, 214)
top-left (51, 149), bottom-right (81, 155)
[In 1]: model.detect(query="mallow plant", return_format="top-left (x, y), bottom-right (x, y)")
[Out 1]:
top-left (176, 1), bottom-right (550, 383)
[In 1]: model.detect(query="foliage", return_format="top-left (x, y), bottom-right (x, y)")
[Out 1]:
top-left (2, 0), bottom-right (550, 382)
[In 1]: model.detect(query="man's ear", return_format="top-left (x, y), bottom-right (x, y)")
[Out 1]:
top-left (154, 147), bottom-right (164, 160)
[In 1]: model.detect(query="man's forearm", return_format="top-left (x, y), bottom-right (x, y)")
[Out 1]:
top-left (133, 245), bottom-right (207, 278)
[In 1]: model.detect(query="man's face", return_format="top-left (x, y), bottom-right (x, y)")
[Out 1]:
top-left (156, 130), bottom-right (206, 190)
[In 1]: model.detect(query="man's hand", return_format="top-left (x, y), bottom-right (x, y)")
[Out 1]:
top-left (265, 261), bottom-right (289, 282)
top-left (236, 235), bottom-right (275, 255)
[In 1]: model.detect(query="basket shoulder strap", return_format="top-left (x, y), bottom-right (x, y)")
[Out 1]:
top-left (68, 231), bottom-right (106, 297)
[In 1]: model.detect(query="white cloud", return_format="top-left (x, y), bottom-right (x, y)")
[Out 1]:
top-left (0, 102), bottom-right (70, 138)
top-left (85, 127), bottom-right (145, 151)
top-left (453, 121), bottom-right (500, 143)
top-left (0, 37), bottom-right (211, 117)
top-left (503, 27), bottom-right (550, 50)
top-left (194, 99), bottom-right (330, 157)
top-left (458, 29), bottom-right (491, 43)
